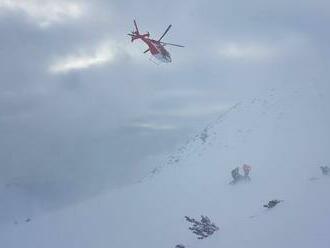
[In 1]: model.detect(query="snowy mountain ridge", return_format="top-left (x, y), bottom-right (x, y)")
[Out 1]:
top-left (143, 101), bottom-right (242, 179)
top-left (1, 82), bottom-right (329, 248)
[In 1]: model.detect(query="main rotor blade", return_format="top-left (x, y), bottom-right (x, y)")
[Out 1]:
top-left (158, 24), bottom-right (172, 41)
top-left (160, 42), bottom-right (184, 48)
top-left (133, 19), bottom-right (139, 33)
top-left (143, 48), bottom-right (150, 53)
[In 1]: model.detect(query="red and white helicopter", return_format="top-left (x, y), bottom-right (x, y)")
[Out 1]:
top-left (128, 20), bottom-right (184, 63)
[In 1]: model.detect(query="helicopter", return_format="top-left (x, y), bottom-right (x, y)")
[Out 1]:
top-left (128, 20), bottom-right (184, 63)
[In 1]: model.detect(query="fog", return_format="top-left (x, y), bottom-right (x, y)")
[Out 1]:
top-left (0, 0), bottom-right (329, 224)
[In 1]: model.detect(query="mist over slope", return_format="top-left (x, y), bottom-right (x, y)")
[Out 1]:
top-left (1, 81), bottom-right (329, 248)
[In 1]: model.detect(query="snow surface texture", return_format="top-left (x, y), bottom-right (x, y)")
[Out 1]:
top-left (1, 82), bottom-right (329, 248)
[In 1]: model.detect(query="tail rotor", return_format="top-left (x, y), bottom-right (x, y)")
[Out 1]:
top-left (128, 19), bottom-right (142, 42)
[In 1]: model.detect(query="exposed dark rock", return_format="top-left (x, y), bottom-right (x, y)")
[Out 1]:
top-left (185, 215), bottom-right (219, 239)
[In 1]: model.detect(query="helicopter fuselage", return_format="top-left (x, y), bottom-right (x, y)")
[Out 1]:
top-left (140, 37), bottom-right (172, 63)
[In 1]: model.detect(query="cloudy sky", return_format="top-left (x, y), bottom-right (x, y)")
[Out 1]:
top-left (0, 0), bottom-right (329, 221)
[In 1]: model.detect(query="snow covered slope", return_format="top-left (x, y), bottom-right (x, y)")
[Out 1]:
top-left (1, 81), bottom-right (329, 248)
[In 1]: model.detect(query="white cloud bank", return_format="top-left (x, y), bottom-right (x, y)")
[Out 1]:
top-left (0, 0), bottom-right (84, 27)
top-left (49, 41), bottom-right (116, 73)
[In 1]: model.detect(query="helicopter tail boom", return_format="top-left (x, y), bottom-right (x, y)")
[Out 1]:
top-left (129, 20), bottom-right (150, 42)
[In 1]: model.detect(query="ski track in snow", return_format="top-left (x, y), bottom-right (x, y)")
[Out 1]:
top-left (0, 83), bottom-right (329, 248)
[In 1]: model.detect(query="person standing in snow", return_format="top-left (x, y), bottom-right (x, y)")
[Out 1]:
top-left (230, 164), bottom-right (252, 184)
top-left (243, 164), bottom-right (252, 180)
top-left (231, 167), bottom-right (242, 182)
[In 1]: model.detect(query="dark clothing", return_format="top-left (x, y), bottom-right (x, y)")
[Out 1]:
top-left (231, 167), bottom-right (242, 181)
top-left (320, 166), bottom-right (329, 175)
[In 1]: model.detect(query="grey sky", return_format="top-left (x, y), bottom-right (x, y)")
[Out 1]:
top-left (0, 0), bottom-right (329, 222)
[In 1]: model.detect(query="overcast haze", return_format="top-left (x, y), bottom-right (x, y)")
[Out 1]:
top-left (0, 0), bottom-right (329, 222)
